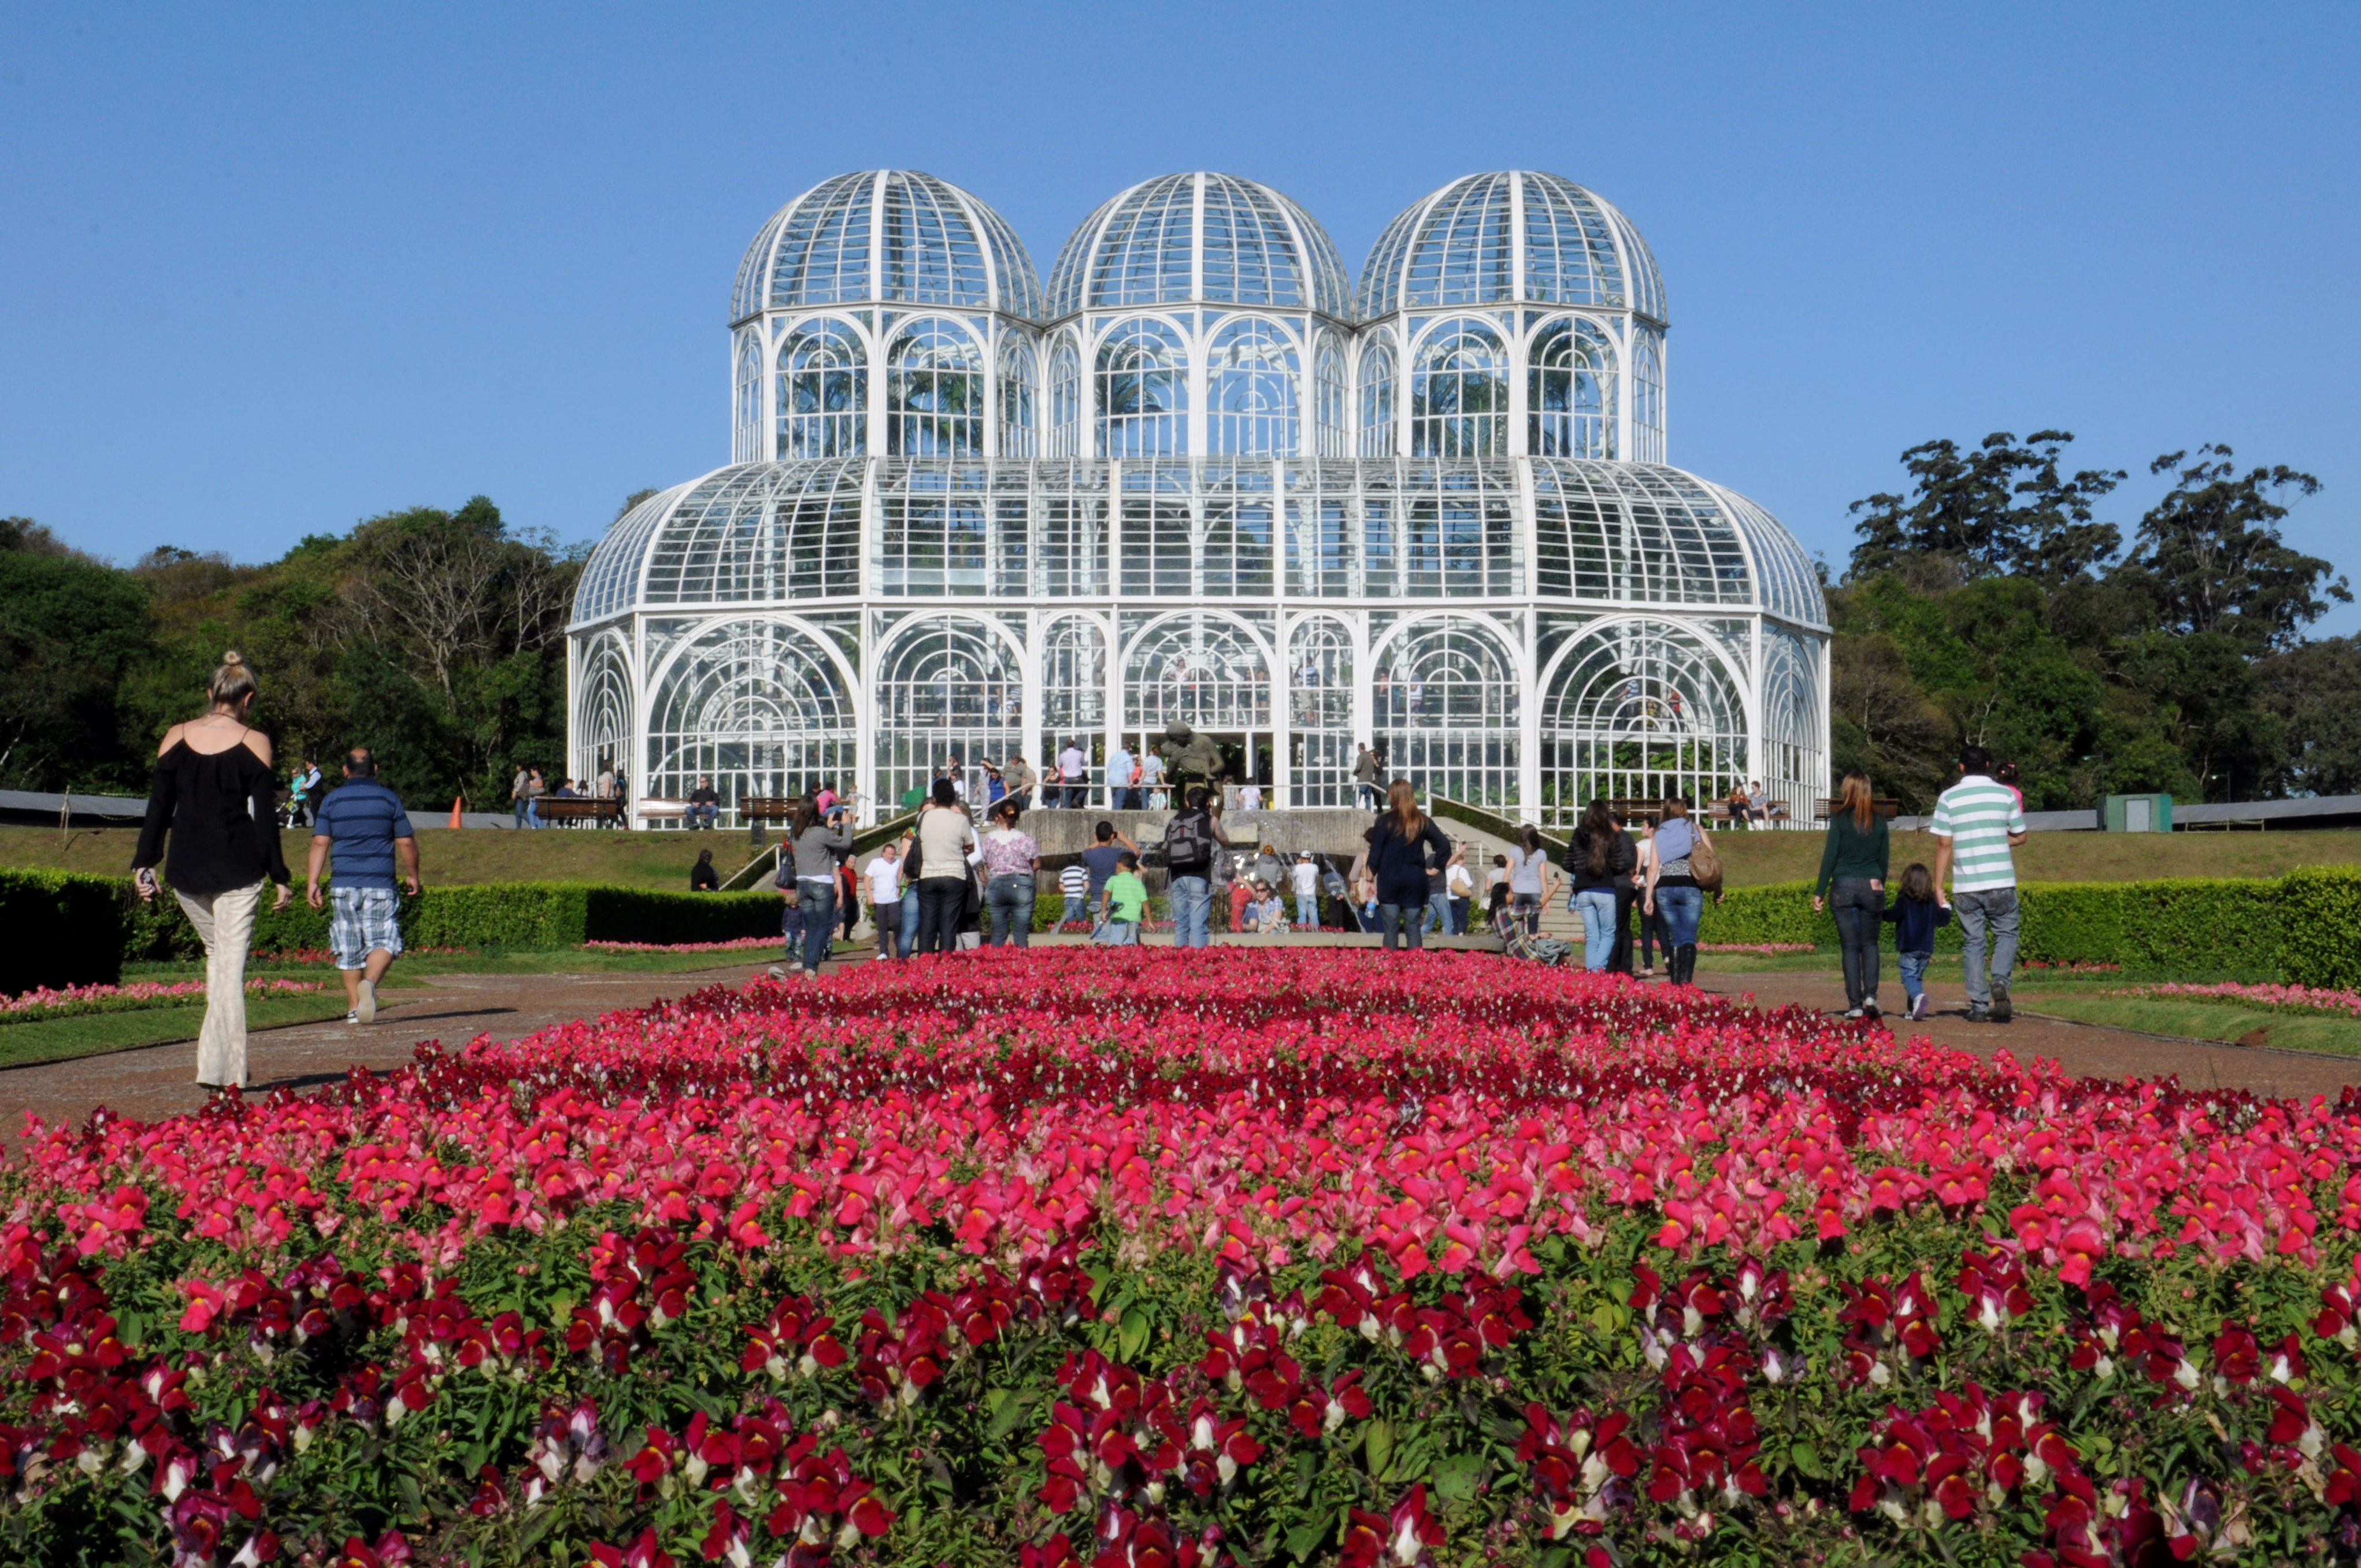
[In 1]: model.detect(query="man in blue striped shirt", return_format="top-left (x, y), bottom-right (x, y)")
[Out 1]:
top-left (1930, 744), bottom-right (2028, 1023)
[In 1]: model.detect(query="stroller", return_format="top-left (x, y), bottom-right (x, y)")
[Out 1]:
top-left (1493, 902), bottom-right (1577, 966)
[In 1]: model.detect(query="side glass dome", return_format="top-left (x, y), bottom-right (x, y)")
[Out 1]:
top-left (1358, 170), bottom-right (1664, 323)
top-left (732, 170), bottom-right (1042, 321)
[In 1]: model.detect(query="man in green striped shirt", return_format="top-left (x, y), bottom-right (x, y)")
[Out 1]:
top-left (1930, 744), bottom-right (2029, 1022)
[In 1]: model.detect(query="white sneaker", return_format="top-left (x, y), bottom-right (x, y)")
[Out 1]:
top-left (344, 1010), bottom-right (359, 1025)
top-left (1910, 994), bottom-right (1929, 1021)
top-left (1862, 996), bottom-right (1882, 1020)
top-left (355, 980), bottom-right (377, 1025)
top-left (767, 965), bottom-right (788, 981)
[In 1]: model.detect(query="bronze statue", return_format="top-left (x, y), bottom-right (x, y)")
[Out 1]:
top-left (1155, 722), bottom-right (1226, 792)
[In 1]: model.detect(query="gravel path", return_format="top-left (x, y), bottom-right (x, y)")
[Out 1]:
top-left (5, 951), bottom-right (2352, 1143)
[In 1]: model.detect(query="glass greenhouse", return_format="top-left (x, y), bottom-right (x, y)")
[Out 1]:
top-left (570, 168), bottom-right (1829, 826)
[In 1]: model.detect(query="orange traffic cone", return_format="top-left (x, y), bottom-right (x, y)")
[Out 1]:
top-left (449, 796), bottom-right (464, 829)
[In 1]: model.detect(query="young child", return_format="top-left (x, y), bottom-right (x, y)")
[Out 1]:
top-left (1096, 852), bottom-right (1146, 945)
top-left (769, 867), bottom-right (806, 981)
top-left (1881, 862), bottom-right (1953, 1021)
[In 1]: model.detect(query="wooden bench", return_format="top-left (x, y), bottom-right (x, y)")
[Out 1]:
top-left (1816, 796), bottom-right (1903, 821)
top-left (1604, 798), bottom-right (1667, 827)
top-left (635, 798), bottom-right (687, 826)
top-left (739, 796), bottom-right (800, 824)
top-left (533, 797), bottom-right (625, 828)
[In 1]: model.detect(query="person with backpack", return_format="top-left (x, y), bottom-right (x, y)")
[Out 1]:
top-left (1361, 780), bottom-right (1452, 952)
top-left (1643, 798), bottom-right (1710, 985)
top-left (1161, 784), bottom-right (1230, 948)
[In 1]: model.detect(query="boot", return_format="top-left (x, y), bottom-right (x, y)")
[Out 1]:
top-left (1672, 944), bottom-right (1697, 985)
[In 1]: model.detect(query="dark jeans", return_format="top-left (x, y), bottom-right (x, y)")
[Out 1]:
top-left (1448, 896), bottom-right (1470, 935)
top-left (985, 873), bottom-right (1035, 947)
top-left (796, 878), bottom-right (835, 974)
top-left (1378, 901), bottom-right (1426, 951)
top-left (1608, 883), bottom-right (1636, 973)
top-left (914, 877), bottom-right (969, 955)
top-left (872, 898), bottom-right (903, 960)
top-left (1635, 896), bottom-right (1671, 968)
top-left (1830, 876), bottom-right (1884, 1009)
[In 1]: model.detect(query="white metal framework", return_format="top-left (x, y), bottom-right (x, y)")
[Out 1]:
top-left (573, 168), bottom-right (1829, 828)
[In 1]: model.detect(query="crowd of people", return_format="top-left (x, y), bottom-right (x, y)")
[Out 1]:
top-left (754, 743), bottom-right (2032, 1026)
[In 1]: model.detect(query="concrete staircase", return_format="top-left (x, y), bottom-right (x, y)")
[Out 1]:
top-left (1425, 814), bottom-right (1589, 948)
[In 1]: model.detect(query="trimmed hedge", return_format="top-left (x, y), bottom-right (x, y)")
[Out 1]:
top-left (0, 868), bottom-right (127, 994)
top-left (2282, 865), bottom-right (2361, 988)
top-left (1697, 874), bottom-right (2321, 979)
top-left (108, 877), bottom-right (779, 973)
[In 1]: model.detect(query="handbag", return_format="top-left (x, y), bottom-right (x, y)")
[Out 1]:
top-left (1687, 825), bottom-right (1726, 898)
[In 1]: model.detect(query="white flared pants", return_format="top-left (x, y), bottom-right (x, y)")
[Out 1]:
top-left (173, 879), bottom-right (263, 1088)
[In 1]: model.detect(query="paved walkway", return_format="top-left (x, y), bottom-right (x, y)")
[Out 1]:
top-left (0, 960), bottom-right (776, 1138)
top-left (1695, 967), bottom-right (2361, 1100)
top-left (6, 951), bottom-right (2356, 1140)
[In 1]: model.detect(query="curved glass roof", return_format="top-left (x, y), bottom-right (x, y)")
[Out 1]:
top-left (1044, 172), bottom-right (1351, 320)
top-left (572, 483), bottom-right (688, 624)
top-left (732, 170), bottom-right (1041, 323)
top-left (573, 459), bottom-right (1822, 629)
top-left (1358, 171), bottom-right (1665, 323)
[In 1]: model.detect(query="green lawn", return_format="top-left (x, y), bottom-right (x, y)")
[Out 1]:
top-left (0, 824), bottom-right (763, 892)
top-left (2009, 989), bottom-right (2361, 1057)
top-left (0, 990), bottom-right (358, 1070)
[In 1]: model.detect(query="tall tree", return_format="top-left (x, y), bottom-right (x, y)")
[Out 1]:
top-left (2118, 446), bottom-right (2344, 654)
top-left (0, 519), bottom-right (153, 791)
top-left (2258, 637), bottom-right (2361, 797)
top-left (1847, 430), bottom-right (2125, 584)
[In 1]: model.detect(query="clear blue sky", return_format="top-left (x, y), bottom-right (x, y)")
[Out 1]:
top-left (3, 2), bottom-right (2354, 629)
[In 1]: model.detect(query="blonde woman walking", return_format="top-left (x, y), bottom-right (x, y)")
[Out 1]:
top-left (129, 652), bottom-right (294, 1091)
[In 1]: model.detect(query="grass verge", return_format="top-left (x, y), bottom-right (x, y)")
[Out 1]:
top-left (2011, 990), bottom-right (2361, 1057)
top-left (0, 991), bottom-right (358, 1070)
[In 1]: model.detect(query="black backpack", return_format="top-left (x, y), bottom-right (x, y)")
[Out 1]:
top-left (1162, 811), bottom-right (1211, 873)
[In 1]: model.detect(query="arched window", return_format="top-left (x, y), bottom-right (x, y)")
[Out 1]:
top-left (1634, 331), bottom-right (1665, 463)
top-left (1288, 617), bottom-right (1355, 806)
top-left (733, 332), bottom-right (762, 464)
top-left (776, 320), bottom-right (866, 458)
top-left (888, 317), bottom-right (984, 457)
top-left (1314, 332), bottom-right (1348, 458)
top-left (1759, 627), bottom-right (1820, 825)
top-left (1528, 318), bottom-right (1617, 458)
top-left (1374, 616), bottom-right (1519, 807)
top-left (998, 338), bottom-right (1037, 459)
top-left (1096, 318), bottom-right (1187, 457)
top-left (646, 620), bottom-right (855, 812)
top-left (1048, 333), bottom-right (1081, 459)
top-left (1539, 621), bottom-right (1745, 829)
top-left (1206, 318), bottom-right (1299, 456)
top-left (573, 636), bottom-right (632, 789)
top-left (873, 615), bottom-right (1022, 807)
top-left (1358, 340), bottom-right (1396, 457)
top-left (1124, 614), bottom-right (1272, 736)
top-left (1040, 617), bottom-right (1106, 738)
top-left (1410, 318), bottom-right (1507, 457)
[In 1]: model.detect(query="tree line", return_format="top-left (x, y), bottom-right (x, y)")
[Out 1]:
top-left (1833, 432), bottom-right (2355, 811)
top-left (0, 499), bottom-right (588, 810)
top-left (2, 442), bottom-right (2350, 818)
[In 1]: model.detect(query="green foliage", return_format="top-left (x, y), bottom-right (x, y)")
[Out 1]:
top-left (1837, 430), bottom-right (2343, 809)
top-left (0, 533), bottom-right (153, 791)
top-left (2279, 866), bottom-right (2361, 989)
top-left (1700, 873), bottom-right (2306, 978)
top-left (0, 868), bottom-right (124, 994)
top-left (9, 500), bottom-right (581, 807)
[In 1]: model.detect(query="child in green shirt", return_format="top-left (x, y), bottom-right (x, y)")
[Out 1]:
top-left (1097, 853), bottom-right (1146, 946)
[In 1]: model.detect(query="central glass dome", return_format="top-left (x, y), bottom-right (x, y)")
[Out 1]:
top-left (1044, 172), bottom-right (1351, 319)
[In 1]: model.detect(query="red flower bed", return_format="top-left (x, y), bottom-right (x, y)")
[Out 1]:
top-left (3, 948), bottom-right (2360, 1564)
